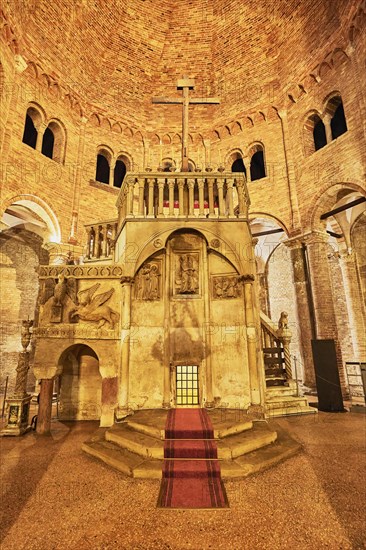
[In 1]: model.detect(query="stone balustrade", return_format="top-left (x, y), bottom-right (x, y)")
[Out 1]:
top-left (84, 220), bottom-right (118, 261)
top-left (116, 171), bottom-right (249, 222)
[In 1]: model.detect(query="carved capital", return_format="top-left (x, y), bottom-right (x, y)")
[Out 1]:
top-left (238, 274), bottom-right (255, 283)
top-left (120, 276), bottom-right (134, 285)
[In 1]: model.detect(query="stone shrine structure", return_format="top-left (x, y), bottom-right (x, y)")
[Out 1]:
top-left (0, 0), bottom-right (365, 435)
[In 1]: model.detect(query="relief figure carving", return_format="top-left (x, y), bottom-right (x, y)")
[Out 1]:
top-left (135, 262), bottom-right (161, 300)
top-left (70, 283), bottom-right (119, 328)
top-left (175, 254), bottom-right (199, 294)
top-left (213, 275), bottom-right (240, 299)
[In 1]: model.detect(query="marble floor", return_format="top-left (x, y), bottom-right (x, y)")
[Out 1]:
top-left (0, 409), bottom-right (365, 550)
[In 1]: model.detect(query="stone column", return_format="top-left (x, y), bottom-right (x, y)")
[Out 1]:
top-left (36, 378), bottom-right (54, 435)
top-left (207, 178), bottom-right (215, 218)
top-left (157, 180), bottom-right (165, 218)
top-left (305, 232), bottom-right (347, 393)
top-left (117, 276), bottom-right (134, 419)
top-left (285, 239), bottom-right (316, 388)
top-left (198, 178), bottom-right (205, 218)
top-left (338, 249), bottom-right (366, 361)
top-left (226, 178), bottom-right (235, 218)
top-left (241, 275), bottom-right (262, 405)
top-left (35, 122), bottom-right (47, 152)
top-left (323, 113), bottom-right (333, 144)
top-left (188, 179), bottom-right (195, 217)
top-left (163, 248), bottom-right (171, 408)
top-left (99, 370), bottom-right (118, 427)
top-left (147, 178), bottom-right (154, 218)
top-left (217, 179), bottom-right (224, 217)
top-left (126, 178), bottom-right (135, 218)
top-left (167, 179), bottom-right (174, 216)
top-left (203, 246), bottom-right (214, 407)
top-left (178, 181), bottom-right (185, 218)
top-left (243, 156), bottom-right (251, 183)
top-left (277, 109), bottom-right (301, 230)
top-left (138, 178), bottom-right (145, 216)
top-left (109, 160), bottom-right (116, 187)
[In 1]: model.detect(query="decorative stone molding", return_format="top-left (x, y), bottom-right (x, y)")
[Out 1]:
top-left (38, 264), bottom-right (124, 279)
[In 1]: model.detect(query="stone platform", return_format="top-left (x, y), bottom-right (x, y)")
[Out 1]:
top-left (82, 409), bottom-right (301, 479)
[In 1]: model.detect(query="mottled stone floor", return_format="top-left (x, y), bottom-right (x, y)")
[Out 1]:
top-left (1, 410), bottom-right (365, 550)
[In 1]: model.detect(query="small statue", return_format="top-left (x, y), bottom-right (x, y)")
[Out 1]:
top-left (21, 319), bottom-right (33, 351)
top-left (278, 311), bottom-right (288, 330)
top-left (53, 274), bottom-right (67, 306)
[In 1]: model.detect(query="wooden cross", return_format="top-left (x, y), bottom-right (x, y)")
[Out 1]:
top-left (152, 76), bottom-right (220, 171)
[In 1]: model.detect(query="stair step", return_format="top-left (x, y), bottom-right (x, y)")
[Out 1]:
top-left (217, 422), bottom-right (277, 459)
top-left (266, 387), bottom-right (296, 398)
top-left (164, 439), bottom-right (218, 459)
top-left (106, 424), bottom-right (164, 458)
top-left (82, 440), bottom-right (145, 476)
top-left (162, 459), bottom-right (221, 479)
top-left (126, 419), bottom-right (164, 440)
top-left (266, 405), bottom-right (317, 417)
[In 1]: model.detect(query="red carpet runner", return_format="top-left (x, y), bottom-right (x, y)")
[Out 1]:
top-left (157, 409), bottom-right (229, 508)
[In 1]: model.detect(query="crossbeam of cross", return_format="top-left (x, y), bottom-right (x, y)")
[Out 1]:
top-left (152, 76), bottom-right (220, 171)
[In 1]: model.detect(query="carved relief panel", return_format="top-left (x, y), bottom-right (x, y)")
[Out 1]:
top-left (212, 274), bottom-right (241, 299)
top-left (174, 253), bottom-right (200, 295)
top-left (134, 260), bottom-right (162, 301)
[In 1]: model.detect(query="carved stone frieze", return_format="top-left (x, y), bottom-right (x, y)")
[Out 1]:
top-left (38, 264), bottom-right (124, 279)
top-left (212, 275), bottom-right (241, 299)
top-left (34, 325), bottom-right (120, 340)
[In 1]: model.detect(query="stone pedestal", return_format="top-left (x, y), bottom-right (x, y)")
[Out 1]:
top-left (1, 395), bottom-right (32, 436)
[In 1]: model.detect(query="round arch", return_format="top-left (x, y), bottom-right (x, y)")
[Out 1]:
top-left (1, 193), bottom-right (62, 243)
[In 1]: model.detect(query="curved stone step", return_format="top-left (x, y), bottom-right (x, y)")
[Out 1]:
top-left (217, 422), bottom-right (277, 459)
top-left (106, 425), bottom-right (164, 458)
top-left (82, 440), bottom-right (145, 476)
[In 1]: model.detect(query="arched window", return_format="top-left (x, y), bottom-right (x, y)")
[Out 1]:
top-left (41, 126), bottom-right (54, 158)
top-left (43, 120), bottom-right (66, 163)
top-left (22, 107), bottom-right (42, 149)
top-left (313, 117), bottom-right (327, 151)
top-left (331, 102), bottom-right (347, 139)
top-left (22, 113), bottom-right (38, 149)
top-left (114, 159), bottom-right (126, 188)
top-left (231, 157), bottom-right (247, 177)
top-left (249, 145), bottom-right (266, 181)
top-left (96, 150), bottom-right (111, 184)
top-left (325, 95), bottom-right (348, 140)
top-left (303, 113), bottom-right (327, 155)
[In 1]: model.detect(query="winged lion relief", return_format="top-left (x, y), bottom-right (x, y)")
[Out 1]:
top-left (70, 283), bottom-right (120, 328)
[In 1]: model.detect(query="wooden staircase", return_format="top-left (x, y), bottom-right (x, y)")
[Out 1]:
top-left (260, 311), bottom-right (316, 417)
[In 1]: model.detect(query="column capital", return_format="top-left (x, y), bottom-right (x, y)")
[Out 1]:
top-left (120, 276), bottom-right (134, 286)
top-left (238, 274), bottom-right (255, 283)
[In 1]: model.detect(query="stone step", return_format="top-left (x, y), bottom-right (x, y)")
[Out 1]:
top-left (266, 387), bottom-right (297, 398)
top-left (106, 425), bottom-right (164, 458)
top-left (217, 422), bottom-right (277, 459)
top-left (82, 440), bottom-right (145, 476)
top-left (82, 423), bottom-right (301, 480)
top-left (266, 395), bottom-right (308, 409)
top-left (266, 405), bottom-right (317, 417)
top-left (214, 419), bottom-right (253, 439)
top-left (126, 419), bottom-right (164, 440)
top-left (221, 433), bottom-right (302, 479)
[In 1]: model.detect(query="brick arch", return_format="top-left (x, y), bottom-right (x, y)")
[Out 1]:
top-left (0, 193), bottom-right (62, 243)
top-left (306, 182), bottom-right (366, 233)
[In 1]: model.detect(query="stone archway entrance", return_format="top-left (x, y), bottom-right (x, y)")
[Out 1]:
top-left (58, 344), bottom-right (102, 420)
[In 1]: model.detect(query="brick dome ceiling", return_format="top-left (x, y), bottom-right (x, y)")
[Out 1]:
top-left (4, 0), bottom-right (352, 131)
